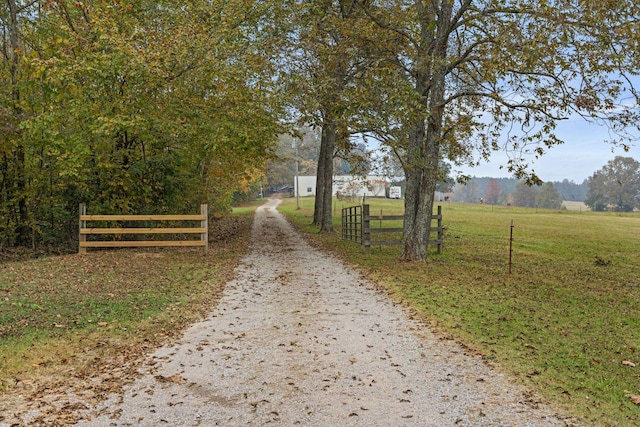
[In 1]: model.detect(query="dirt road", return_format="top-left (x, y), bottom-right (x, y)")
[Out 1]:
top-left (77, 198), bottom-right (571, 426)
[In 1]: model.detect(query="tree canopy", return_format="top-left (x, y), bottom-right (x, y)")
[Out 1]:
top-left (349, 0), bottom-right (640, 260)
top-left (1, 0), bottom-right (639, 256)
top-left (535, 182), bottom-right (563, 210)
top-left (1, 0), bottom-right (284, 249)
top-left (585, 156), bottom-right (640, 212)
top-left (483, 179), bottom-right (502, 205)
top-left (511, 182), bottom-right (538, 208)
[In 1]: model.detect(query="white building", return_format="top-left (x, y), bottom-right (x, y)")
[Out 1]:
top-left (294, 175), bottom-right (388, 198)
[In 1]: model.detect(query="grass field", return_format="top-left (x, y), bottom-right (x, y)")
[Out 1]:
top-left (279, 196), bottom-right (640, 427)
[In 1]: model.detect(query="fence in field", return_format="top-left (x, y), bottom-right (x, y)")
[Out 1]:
top-left (341, 204), bottom-right (443, 253)
top-left (78, 203), bottom-right (208, 254)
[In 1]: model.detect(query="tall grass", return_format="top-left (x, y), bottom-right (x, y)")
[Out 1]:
top-left (280, 197), bottom-right (640, 427)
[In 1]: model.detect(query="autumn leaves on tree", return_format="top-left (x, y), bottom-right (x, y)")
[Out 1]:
top-left (1, 0), bottom-right (639, 259)
top-left (297, 0), bottom-right (639, 260)
top-left (1, 0), bottom-right (284, 248)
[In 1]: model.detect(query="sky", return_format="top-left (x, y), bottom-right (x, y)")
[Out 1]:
top-left (455, 117), bottom-right (639, 183)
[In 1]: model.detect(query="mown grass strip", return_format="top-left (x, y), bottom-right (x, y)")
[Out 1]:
top-left (280, 197), bottom-right (640, 427)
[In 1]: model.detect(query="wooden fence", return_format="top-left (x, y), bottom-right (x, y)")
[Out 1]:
top-left (341, 204), bottom-right (443, 253)
top-left (79, 203), bottom-right (208, 254)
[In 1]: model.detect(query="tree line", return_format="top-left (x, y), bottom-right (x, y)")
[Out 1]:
top-left (1, 1), bottom-right (283, 250)
top-left (585, 156), bottom-right (640, 212)
top-left (454, 177), bottom-right (588, 205)
top-left (453, 156), bottom-right (640, 212)
top-left (2, 1), bottom-right (639, 259)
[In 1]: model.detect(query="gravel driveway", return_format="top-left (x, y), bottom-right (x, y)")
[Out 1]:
top-left (77, 198), bottom-right (572, 426)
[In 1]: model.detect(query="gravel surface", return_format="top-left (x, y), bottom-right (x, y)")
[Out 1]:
top-left (76, 198), bottom-right (573, 426)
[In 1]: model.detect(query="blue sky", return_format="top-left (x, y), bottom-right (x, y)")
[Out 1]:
top-left (456, 117), bottom-right (639, 183)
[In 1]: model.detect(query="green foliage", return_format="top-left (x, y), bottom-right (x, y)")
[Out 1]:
top-left (512, 181), bottom-right (539, 207)
top-left (512, 181), bottom-right (563, 209)
top-left (585, 156), bottom-right (640, 212)
top-left (536, 182), bottom-right (563, 209)
top-left (554, 179), bottom-right (589, 202)
top-left (266, 128), bottom-right (320, 191)
top-left (455, 177), bottom-right (588, 205)
top-left (0, 0), bottom-right (284, 249)
top-left (2, 0), bottom-right (638, 259)
top-left (354, 0), bottom-right (640, 259)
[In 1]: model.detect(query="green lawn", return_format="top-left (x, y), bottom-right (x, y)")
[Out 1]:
top-left (279, 196), bottom-right (640, 427)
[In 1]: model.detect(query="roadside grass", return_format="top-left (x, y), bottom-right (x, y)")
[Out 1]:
top-left (280, 197), bottom-right (640, 427)
top-left (0, 208), bottom-right (254, 422)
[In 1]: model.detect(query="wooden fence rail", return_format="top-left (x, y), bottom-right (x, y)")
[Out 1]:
top-left (79, 204), bottom-right (208, 254)
top-left (342, 204), bottom-right (443, 254)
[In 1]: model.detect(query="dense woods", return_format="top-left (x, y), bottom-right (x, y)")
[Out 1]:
top-left (2, 0), bottom-right (639, 259)
top-left (1, 0), bottom-right (284, 250)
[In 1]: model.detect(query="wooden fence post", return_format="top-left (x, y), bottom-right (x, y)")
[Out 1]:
top-left (79, 203), bottom-right (87, 254)
top-left (358, 205), bottom-right (363, 243)
top-left (362, 204), bottom-right (370, 253)
top-left (201, 204), bottom-right (208, 252)
top-left (437, 205), bottom-right (443, 254)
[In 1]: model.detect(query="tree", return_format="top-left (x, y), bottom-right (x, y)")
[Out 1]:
top-left (1, 0), bottom-right (284, 249)
top-left (284, 1), bottom-right (392, 232)
top-left (266, 129), bottom-right (320, 191)
top-left (512, 182), bottom-right (538, 208)
top-left (536, 183), bottom-right (562, 209)
top-left (0, 0), bottom-right (40, 246)
top-left (334, 142), bottom-right (372, 176)
top-left (435, 162), bottom-right (455, 194)
top-left (281, 1), bottom-right (360, 231)
top-left (453, 180), bottom-right (478, 203)
top-left (585, 157), bottom-right (640, 212)
top-left (554, 179), bottom-right (589, 202)
top-left (357, 0), bottom-right (640, 261)
top-left (484, 179), bottom-right (501, 205)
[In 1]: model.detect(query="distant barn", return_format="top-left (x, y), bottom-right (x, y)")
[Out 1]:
top-left (295, 175), bottom-right (388, 198)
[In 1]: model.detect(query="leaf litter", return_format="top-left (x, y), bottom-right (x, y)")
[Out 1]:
top-left (0, 216), bottom-right (251, 426)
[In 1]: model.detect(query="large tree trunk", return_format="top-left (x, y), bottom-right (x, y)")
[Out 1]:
top-left (313, 114), bottom-right (337, 233)
top-left (401, 0), bottom-right (452, 261)
top-left (401, 117), bottom-right (432, 261)
top-left (402, 73), bottom-right (447, 261)
top-left (313, 128), bottom-right (328, 225)
top-left (318, 116), bottom-right (336, 233)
